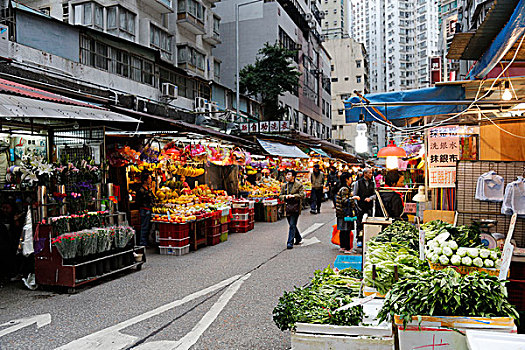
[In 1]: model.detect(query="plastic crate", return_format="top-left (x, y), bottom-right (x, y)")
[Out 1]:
top-left (232, 200), bottom-right (255, 209)
top-left (207, 233), bottom-right (221, 246)
top-left (210, 211), bottom-right (221, 226)
top-left (508, 279), bottom-right (525, 311)
top-left (334, 255), bottom-right (363, 271)
top-left (230, 220), bottom-right (251, 229)
top-left (230, 226), bottom-right (251, 233)
top-left (220, 231), bottom-right (228, 242)
top-left (158, 223), bottom-right (190, 239)
top-left (159, 237), bottom-right (190, 248)
top-left (220, 215), bottom-right (230, 224)
top-left (220, 223), bottom-right (229, 233)
top-left (232, 207), bottom-right (255, 215)
top-left (231, 213), bottom-right (250, 221)
top-left (208, 224), bottom-right (221, 236)
top-left (159, 245), bottom-right (189, 256)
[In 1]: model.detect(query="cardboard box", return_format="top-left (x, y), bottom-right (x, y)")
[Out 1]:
top-left (264, 204), bottom-right (278, 222)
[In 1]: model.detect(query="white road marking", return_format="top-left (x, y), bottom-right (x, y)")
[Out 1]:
top-left (133, 273), bottom-right (251, 350)
top-left (0, 314), bottom-right (51, 338)
top-left (301, 222), bottom-right (326, 238)
top-left (55, 275), bottom-right (243, 350)
top-left (299, 237), bottom-right (321, 247)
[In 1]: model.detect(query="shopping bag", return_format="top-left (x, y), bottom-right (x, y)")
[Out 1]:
top-left (331, 224), bottom-right (340, 246)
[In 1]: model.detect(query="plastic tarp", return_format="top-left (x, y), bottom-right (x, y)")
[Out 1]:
top-left (310, 148), bottom-right (331, 158)
top-left (469, 0), bottom-right (525, 79)
top-left (257, 139), bottom-right (309, 158)
top-left (344, 85), bottom-right (466, 123)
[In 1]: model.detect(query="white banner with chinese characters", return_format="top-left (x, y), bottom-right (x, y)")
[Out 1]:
top-left (429, 167), bottom-right (457, 188)
top-left (428, 126), bottom-right (460, 167)
top-left (239, 120), bottom-right (292, 133)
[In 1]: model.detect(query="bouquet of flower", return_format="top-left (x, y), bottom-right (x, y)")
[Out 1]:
top-left (52, 233), bottom-right (80, 259)
top-left (78, 230), bottom-right (98, 257)
top-left (95, 228), bottom-right (112, 253)
top-left (114, 225), bottom-right (135, 248)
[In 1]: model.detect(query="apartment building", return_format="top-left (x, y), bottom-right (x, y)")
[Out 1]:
top-left (213, 0), bottom-right (332, 140)
top-left (351, 0), bottom-right (440, 93)
top-left (320, 0), bottom-right (348, 40)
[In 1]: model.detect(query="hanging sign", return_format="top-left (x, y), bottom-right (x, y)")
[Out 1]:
top-left (429, 167), bottom-right (456, 188)
top-left (239, 123), bottom-right (250, 133)
top-left (428, 126), bottom-right (460, 167)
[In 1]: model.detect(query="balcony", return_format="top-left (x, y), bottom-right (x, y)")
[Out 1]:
top-left (143, 0), bottom-right (174, 13)
top-left (203, 30), bottom-right (221, 45)
top-left (177, 0), bottom-right (206, 34)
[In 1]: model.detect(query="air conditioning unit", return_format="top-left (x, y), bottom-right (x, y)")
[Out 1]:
top-left (206, 102), bottom-right (219, 119)
top-left (194, 97), bottom-right (207, 110)
top-left (161, 83), bottom-right (178, 99)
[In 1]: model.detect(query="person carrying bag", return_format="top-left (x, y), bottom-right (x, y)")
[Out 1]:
top-left (279, 170), bottom-right (305, 249)
top-left (336, 172), bottom-right (359, 254)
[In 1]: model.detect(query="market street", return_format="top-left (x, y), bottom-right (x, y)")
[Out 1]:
top-left (0, 209), bottom-right (341, 350)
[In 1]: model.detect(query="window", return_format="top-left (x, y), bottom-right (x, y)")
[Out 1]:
top-left (331, 77), bottom-right (338, 82)
top-left (344, 77), bottom-right (348, 81)
top-left (150, 24), bottom-right (172, 60)
top-left (333, 9), bottom-right (337, 14)
top-left (80, 35), bottom-right (108, 70)
top-left (107, 5), bottom-right (136, 40)
top-left (278, 27), bottom-right (298, 62)
top-left (333, 21), bottom-right (337, 25)
top-left (214, 60), bottom-right (220, 80)
top-left (177, 45), bottom-right (205, 73)
top-left (338, 109), bottom-right (343, 115)
top-left (213, 16), bottom-right (220, 35)
top-left (74, 2), bottom-right (103, 29)
top-left (330, 64), bottom-right (334, 71)
top-left (356, 75), bottom-right (362, 83)
top-left (178, 0), bottom-right (205, 23)
top-left (356, 60), bottom-right (361, 68)
top-left (40, 7), bottom-right (50, 15)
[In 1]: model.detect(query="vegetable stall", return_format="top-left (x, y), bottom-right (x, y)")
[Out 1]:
top-left (274, 219), bottom-right (521, 349)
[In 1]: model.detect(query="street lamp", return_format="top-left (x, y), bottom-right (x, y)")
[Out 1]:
top-left (236, 0), bottom-right (264, 122)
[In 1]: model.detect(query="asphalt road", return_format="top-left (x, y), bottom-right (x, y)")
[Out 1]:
top-left (0, 207), bottom-right (342, 350)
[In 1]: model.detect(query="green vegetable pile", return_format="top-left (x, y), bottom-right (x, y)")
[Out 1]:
top-left (422, 220), bottom-right (480, 247)
top-left (377, 268), bottom-right (519, 326)
top-left (273, 267), bottom-right (363, 331)
top-left (370, 221), bottom-right (419, 250)
top-left (364, 241), bottom-right (428, 295)
top-left (426, 236), bottom-right (501, 269)
top-left (338, 267), bottom-right (363, 279)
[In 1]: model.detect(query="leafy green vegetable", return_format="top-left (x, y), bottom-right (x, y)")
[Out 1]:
top-left (377, 268), bottom-right (519, 326)
top-left (338, 267), bottom-right (363, 279)
top-left (422, 220), bottom-right (481, 247)
top-left (370, 221), bottom-right (419, 250)
top-left (273, 266), bottom-right (363, 331)
top-left (364, 241), bottom-right (428, 295)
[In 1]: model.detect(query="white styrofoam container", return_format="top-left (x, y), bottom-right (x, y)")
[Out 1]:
top-left (466, 329), bottom-right (525, 350)
top-left (291, 333), bottom-right (394, 350)
top-left (395, 315), bottom-right (517, 350)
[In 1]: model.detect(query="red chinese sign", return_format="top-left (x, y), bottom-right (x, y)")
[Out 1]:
top-left (429, 167), bottom-right (457, 188)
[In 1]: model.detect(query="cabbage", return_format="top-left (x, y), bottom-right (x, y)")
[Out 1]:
top-left (457, 248), bottom-right (467, 257)
top-left (430, 254), bottom-right (439, 264)
top-left (473, 257), bottom-right (484, 268)
top-left (467, 248), bottom-right (479, 259)
top-left (439, 255), bottom-right (450, 265)
top-left (462, 256), bottom-right (472, 266)
top-left (426, 252), bottom-right (434, 261)
top-left (495, 259), bottom-right (502, 269)
top-left (448, 241), bottom-right (458, 251)
top-left (433, 247), bottom-right (442, 255)
top-left (484, 259), bottom-right (494, 268)
top-left (443, 247), bottom-right (453, 257)
top-left (428, 240), bottom-right (439, 250)
top-left (490, 251), bottom-right (498, 261)
top-left (480, 249), bottom-right (490, 259)
top-left (451, 255), bottom-right (461, 266)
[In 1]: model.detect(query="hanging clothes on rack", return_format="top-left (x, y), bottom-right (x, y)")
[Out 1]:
top-left (501, 176), bottom-right (525, 216)
top-left (475, 171), bottom-right (505, 202)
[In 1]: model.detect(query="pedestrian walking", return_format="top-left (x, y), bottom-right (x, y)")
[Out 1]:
top-left (136, 172), bottom-right (154, 247)
top-left (352, 168), bottom-right (376, 238)
top-left (279, 170), bottom-right (305, 249)
top-left (310, 164), bottom-right (324, 214)
top-left (327, 166), bottom-right (338, 208)
top-left (336, 172), bottom-right (359, 254)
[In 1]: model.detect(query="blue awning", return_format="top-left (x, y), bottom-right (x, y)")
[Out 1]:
top-left (469, 0), bottom-right (525, 79)
top-left (257, 139), bottom-right (309, 158)
top-left (345, 85), bottom-right (466, 123)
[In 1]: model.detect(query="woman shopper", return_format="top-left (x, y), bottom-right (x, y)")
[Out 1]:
top-left (136, 172), bottom-right (154, 247)
top-left (279, 170), bottom-right (305, 249)
top-left (336, 172), bottom-right (359, 254)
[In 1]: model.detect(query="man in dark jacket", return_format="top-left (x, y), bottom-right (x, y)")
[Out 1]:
top-left (327, 166), bottom-right (338, 208)
top-left (352, 168), bottom-right (376, 235)
top-left (376, 170), bottom-right (406, 219)
top-left (310, 164), bottom-right (324, 214)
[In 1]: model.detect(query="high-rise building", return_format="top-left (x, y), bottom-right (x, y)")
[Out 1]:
top-left (213, 0), bottom-right (333, 140)
top-left (351, 0), bottom-right (440, 93)
top-left (320, 0), bottom-right (349, 40)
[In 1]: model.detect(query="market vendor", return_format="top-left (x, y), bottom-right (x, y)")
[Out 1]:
top-left (137, 172), bottom-right (154, 247)
top-left (179, 175), bottom-right (190, 190)
top-left (375, 169), bottom-right (407, 219)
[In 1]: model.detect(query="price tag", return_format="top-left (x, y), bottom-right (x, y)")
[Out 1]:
top-left (499, 213), bottom-right (517, 280)
top-left (419, 229), bottom-right (426, 261)
top-left (335, 294), bottom-right (376, 312)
